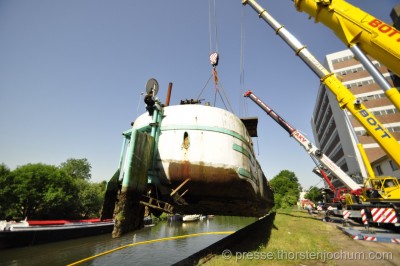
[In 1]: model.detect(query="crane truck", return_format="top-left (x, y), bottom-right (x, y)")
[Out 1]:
top-left (244, 90), bottom-right (400, 226)
top-left (244, 89), bottom-right (356, 206)
top-left (312, 167), bottom-right (350, 205)
top-left (242, 0), bottom-right (400, 169)
top-left (242, 0), bottom-right (400, 226)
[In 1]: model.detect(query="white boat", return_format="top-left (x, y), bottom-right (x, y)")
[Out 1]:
top-left (129, 103), bottom-right (274, 217)
top-left (0, 219), bottom-right (114, 249)
top-left (102, 81), bottom-right (275, 236)
top-left (0, 219), bottom-right (29, 231)
top-left (182, 215), bottom-right (201, 222)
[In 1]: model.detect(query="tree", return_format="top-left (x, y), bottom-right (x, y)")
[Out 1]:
top-left (0, 160), bottom-right (107, 220)
top-left (4, 163), bottom-right (81, 219)
top-left (59, 158), bottom-right (92, 180)
top-left (304, 186), bottom-right (323, 203)
top-left (0, 163), bottom-right (12, 219)
top-left (269, 170), bottom-right (301, 209)
top-left (75, 179), bottom-right (107, 218)
top-left (0, 163), bottom-right (10, 177)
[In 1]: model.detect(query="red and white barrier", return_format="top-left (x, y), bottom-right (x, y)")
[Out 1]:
top-left (364, 236), bottom-right (377, 241)
top-left (361, 209), bottom-right (368, 226)
top-left (391, 238), bottom-right (400, 244)
top-left (371, 208), bottom-right (398, 223)
top-left (343, 210), bottom-right (350, 220)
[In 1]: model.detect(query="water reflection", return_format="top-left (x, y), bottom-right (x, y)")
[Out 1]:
top-left (0, 216), bottom-right (256, 266)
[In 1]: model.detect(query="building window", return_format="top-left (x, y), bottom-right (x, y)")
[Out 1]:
top-left (375, 165), bottom-right (383, 175)
top-left (389, 160), bottom-right (399, 171)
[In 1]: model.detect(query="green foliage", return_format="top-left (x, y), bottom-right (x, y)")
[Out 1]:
top-left (0, 163), bottom-right (10, 176)
top-left (59, 158), bottom-right (92, 180)
top-left (270, 170), bottom-right (300, 209)
top-left (0, 160), bottom-right (105, 220)
top-left (304, 186), bottom-right (323, 203)
top-left (2, 163), bottom-right (79, 219)
top-left (0, 163), bottom-right (12, 218)
top-left (75, 179), bottom-right (106, 218)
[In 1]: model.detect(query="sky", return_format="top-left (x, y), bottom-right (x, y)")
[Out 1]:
top-left (0, 0), bottom-right (398, 190)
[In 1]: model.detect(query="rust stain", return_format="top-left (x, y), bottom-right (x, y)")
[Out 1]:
top-left (166, 161), bottom-right (274, 218)
top-left (169, 161), bottom-right (237, 183)
top-left (169, 161), bottom-right (254, 200)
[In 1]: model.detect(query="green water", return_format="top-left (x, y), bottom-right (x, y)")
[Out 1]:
top-left (0, 216), bottom-right (256, 265)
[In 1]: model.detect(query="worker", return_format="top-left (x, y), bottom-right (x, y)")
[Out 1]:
top-left (371, 181), bottom-right (381, 198)
top-left (307, 204), bottom-right (313, 215)
top-left (384, 180), bottom-right (395, 188)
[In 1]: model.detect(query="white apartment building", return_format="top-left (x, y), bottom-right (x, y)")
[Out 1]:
top-left (311, 49), bottom-right (400, 187)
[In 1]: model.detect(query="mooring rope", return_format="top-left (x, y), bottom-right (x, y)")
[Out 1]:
top-left (67, 231), bottom-right (234, 265)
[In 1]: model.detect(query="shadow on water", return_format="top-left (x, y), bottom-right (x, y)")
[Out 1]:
top-left (173, 212), bottom-right (276, 266)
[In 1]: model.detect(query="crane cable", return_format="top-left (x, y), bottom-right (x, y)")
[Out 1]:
top-left (310, 155), bottom-right (330, 189)
top-left (240, 6), bottom-right (248, 117)
top-left (207, 0), bottom-right (233, 113)
top-left (209, 0), bottom-right (220, 106)
top-left (209, 0), bottom-right (218, 54)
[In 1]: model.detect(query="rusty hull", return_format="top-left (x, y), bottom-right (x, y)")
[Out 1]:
top-left (167, 161), bottom-right (274, 217)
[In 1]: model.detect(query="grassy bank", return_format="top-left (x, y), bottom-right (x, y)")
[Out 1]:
top-left (206, 209), bottom-right (340, 265)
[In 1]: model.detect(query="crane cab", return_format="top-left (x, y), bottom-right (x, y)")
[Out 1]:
top-left (362, 177), bottom-right (400, 202)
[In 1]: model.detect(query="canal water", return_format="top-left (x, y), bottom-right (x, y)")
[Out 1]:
top-left (0, 216), bottom-right (256, 266)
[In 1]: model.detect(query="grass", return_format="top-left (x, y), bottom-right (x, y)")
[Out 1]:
top-left (206, 208), bottom-right (340, 265)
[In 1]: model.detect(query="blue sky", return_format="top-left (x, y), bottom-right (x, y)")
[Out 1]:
top-left (0, 0), bottom-right (397, 189)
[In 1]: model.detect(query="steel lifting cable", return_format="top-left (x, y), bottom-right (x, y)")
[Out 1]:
top-left (209, 0), bottom-right (218, 54)
top-left (198, 0), bottom-right (218, 103)
top-left (209, 0), bottom-right (220, 106)
top-left (196, 74), bottom-right (213, 100)
top-left (208, 0), bottom-right (235, 112)
top-left (240, 6), bottom-right (248, 117)
top-left (216, 79), bottom-right (234, 112)
top-left (206, 0), bottom-right (235, 113)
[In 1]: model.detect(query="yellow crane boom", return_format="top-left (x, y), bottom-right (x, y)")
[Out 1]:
top-left (294, 0), bottom-right (400, 77)
top-left (242, 0), bottom-right (400, 168)
top-left (293, 0), bottom-right (400, 112)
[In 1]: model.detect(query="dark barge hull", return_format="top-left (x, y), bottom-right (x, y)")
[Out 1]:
top-left (0, 222), bottom-right (114, 249)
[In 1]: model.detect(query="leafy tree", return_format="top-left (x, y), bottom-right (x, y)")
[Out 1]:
top-left (0, 160), bottom-right (106, 220)
top-left (59, 158), bottom-right (92, 180)
top-left (304, 186), bottom-right (323, 203)
top-left (75, 179), bottom-right (107, 218)
top-left (280, 194), bottom-right (299, 209)
top-left (4, 163), bottom-right (80, 219)
top-left (0, 163), bottom-right (10, 177)
top-left (0, 163), bottom-right (12, 219)
top-left (270, 170), bottom-right (301, 209)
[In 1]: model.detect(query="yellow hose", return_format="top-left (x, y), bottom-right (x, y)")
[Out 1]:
top-left (67, 231), bottom-right (234, 265)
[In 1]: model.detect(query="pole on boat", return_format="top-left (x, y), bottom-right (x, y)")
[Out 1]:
top-left (165, 82), bottom-right (173, 106)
